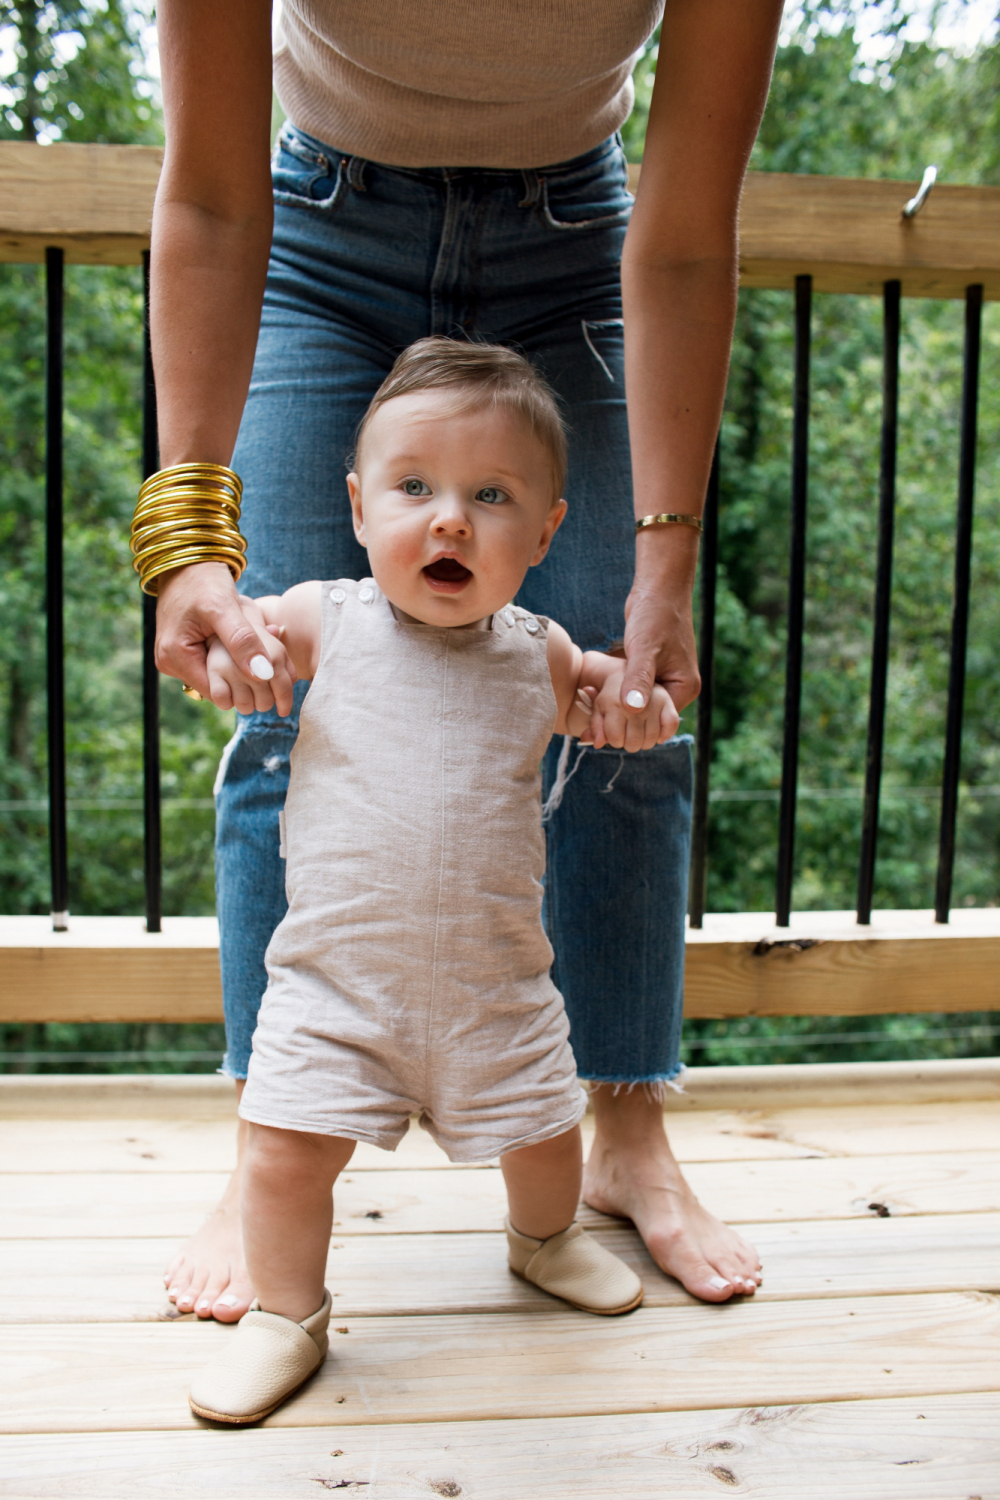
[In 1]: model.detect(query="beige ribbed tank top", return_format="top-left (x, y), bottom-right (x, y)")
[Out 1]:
top-left (274, 0), bottom-right (663, 169)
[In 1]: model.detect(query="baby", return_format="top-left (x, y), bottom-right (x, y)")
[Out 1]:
top-left (189, 338), bottom-right (678, 1425)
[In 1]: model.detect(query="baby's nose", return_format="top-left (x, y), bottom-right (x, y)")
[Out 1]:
top-left (432, 507), bottom-right (470, 535)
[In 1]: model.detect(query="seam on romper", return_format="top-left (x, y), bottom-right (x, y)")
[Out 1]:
top-left (423, 631), bottom-right (451, 1100)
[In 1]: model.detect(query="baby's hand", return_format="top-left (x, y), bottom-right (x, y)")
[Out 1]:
top-left (587, 669), bottom-right (679, 752)
top-left (205, 624), bottom-right (283, 714)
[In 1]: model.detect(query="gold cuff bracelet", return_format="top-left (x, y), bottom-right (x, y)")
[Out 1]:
top-left (635, 513), bottom-right (704, 534)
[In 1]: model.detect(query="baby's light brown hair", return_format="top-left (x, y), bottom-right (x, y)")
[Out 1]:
top-left (355, 337), bottom-right (567, 499)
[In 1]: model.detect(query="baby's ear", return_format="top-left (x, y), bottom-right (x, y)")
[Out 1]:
top-left (531, 497), bottom-right (568, 565)
top-left (346, 474), bottom-right (366, 546)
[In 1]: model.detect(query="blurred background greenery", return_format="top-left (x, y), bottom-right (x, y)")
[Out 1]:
top-left (0, 0), bottom-right (997, 1072)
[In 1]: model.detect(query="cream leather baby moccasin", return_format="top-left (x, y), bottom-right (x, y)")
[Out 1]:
top-left (189, 1289), bottom-right (332, 1424)
top-left (506, 1218), bottom-right (643, 1314)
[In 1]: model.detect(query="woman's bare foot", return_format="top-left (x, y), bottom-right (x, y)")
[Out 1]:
top-left (582, 1083), bottom-right (762, 1303)
top-left (163, 1088), bottom-right (255, 1323)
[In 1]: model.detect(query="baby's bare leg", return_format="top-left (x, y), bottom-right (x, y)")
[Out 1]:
top-left (242, 1123), bottom-right (356, 1322)
top-left (500, 1125), bottom-right (583, 1239)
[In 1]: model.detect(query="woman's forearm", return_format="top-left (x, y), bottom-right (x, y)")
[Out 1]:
top-left (614, 0), bottom-right (781, 711)
top-left (151, 197), bottom-right (273, 466)
top-left (622, 247), bottom-right (736, 600)
top-left (151, 0), bottom-right (274, 467)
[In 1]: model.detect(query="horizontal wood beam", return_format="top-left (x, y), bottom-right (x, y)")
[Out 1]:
top-left (1, 911), bottom-right (997, 1024)
top-left (0, 142), bottom-right (162, 267)
top-left (734, 171), bottom-right (1000, 300)
top-left (0, 144), bottom-right (997, 297)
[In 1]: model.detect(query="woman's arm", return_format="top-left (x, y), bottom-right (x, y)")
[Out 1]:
top-left (149, 0), bottom-right (297, 711)
top-left (619, 0), bottom-right (783, 716)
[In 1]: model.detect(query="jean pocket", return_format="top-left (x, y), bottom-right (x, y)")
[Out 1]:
top-left (538, 149), bottom-right (633, 232)
top-left (581, 318), bottom-right (624, 383)
top-left (271, 127), bottom-right (347, 211)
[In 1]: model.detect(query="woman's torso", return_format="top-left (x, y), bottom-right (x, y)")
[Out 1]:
top-left (274, 0), bottom-right (664, 168)
top-left (267, 580), bottom-right (559, 1011)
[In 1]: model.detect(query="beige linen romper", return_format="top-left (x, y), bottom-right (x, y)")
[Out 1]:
top-left (239, 579), bottom-right (587, 1161)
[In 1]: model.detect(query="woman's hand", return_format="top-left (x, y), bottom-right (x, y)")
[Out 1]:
top-left (620, 577), bottom-right (700, 719)
top-left (620, 524), bottom-right (702, 719)
top-left (155, 562), bottom-right (297, 716)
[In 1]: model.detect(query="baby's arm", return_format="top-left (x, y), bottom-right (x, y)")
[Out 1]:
top-left (547, 621), bottom-right (679, 750)
top-left (204, 582), bottom-right (323, 714)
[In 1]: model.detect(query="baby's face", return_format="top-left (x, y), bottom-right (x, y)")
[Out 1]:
top-left (347, 392), bottom-right (566, 627)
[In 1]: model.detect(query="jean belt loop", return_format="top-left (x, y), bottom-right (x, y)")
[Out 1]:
top-left (346, 156), bottom-right (367, 191)
top-left (519, 169), bottom-right (541, 209)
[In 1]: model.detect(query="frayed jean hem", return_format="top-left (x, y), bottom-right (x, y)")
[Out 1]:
top-left (581, 1064), bottom-right (688, 1103)
top-left (217, 1061), bottom-right (249, 1083)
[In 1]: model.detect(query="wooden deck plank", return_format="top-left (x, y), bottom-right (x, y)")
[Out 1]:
top-left (2, 1152), bottom-right (994, 1239)
top-left (730, 1100), bottom-right (1000, 1158)
top-left (2, 1100), bottom-right (996, 1174)
top-left (3, 1060), bottom-right (996, 1120)
top-left (1, 1394), bottom-right (998, 1498)
top-left (0, 1215), bottom-right (996, 1324)
top-left (1, 1293), bottom-right (997, 1434)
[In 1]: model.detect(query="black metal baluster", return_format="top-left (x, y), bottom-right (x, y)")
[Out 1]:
top-left (141, 251), bottom-right (162, 933)
top-left (935, 284), bottom-right (983, 923)
top-left (45, 247), bottom-right (68, 932)
top-left (857, 280), bottom-right (901, 924)
top-left (688, 439), bottom-right (720, 929)
top-left (775, 274), bottom-right (812, 926)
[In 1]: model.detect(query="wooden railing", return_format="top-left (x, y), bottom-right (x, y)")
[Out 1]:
top-left (1, 142), bottom-right (999, 1027)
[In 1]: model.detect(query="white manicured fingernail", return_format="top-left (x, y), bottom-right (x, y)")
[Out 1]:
top-left (708, 1275), bottom-right (731, 1291)
top-left (250, 654), bottom-right (274, 681)
top-left (625, 690), bottom-right (646, 709)
top-left (217, 1294), bottom-right (239, 1308)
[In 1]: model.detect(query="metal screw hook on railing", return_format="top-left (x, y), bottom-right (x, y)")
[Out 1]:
top-left (902, 165), bottom-right (937, 219)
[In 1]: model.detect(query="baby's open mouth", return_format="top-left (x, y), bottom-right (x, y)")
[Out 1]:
top-left (423, 558), bottom-right (472, 586)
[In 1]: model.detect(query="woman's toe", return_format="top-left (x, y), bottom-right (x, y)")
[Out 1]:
top-left (211, 1278), bottom-right (254, 1323)
top-left (176, 1267), bottom-right (210, 1313)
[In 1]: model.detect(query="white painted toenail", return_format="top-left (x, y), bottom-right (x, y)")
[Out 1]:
top-left (197, 1300), bottom-right (210, 1310)
top-left (708, 1275), bottom-right (730, 1290)
top-left (217, 1294), bottom-right (239, 1307)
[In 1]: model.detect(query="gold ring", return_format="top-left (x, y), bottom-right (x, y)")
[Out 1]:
top-left (181, 683), bottom-right (204, 702)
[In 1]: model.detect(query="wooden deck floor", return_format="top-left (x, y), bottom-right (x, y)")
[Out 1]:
top-left (0, 1063), bottom-right (998, 1498)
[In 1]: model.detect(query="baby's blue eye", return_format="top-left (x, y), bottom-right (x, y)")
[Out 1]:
top-left (477, 486), bottom-right (506, 505)
top-left (402, 478), bottom-right (430, 496)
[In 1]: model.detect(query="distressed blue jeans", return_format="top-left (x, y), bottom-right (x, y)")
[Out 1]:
top-left (215, 125), bottom-right (692, 1084)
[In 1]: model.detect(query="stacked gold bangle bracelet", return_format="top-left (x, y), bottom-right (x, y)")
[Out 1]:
top-left (635, 513), bottom-right (704, 534)
top-left (130, 462), bottom-right (248, 596)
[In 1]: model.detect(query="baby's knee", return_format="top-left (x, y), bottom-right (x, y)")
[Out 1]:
top-left (503, 1123), bottom-right (582, 1171)
top-left (245, 1121), bottom-right (353, 1184)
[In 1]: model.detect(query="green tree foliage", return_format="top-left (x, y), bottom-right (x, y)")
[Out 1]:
top-left (0, 0), bottom-right (159, 143)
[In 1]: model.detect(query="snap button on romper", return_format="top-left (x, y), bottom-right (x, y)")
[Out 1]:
top-left (239, 579), bottom-right (587, 1161)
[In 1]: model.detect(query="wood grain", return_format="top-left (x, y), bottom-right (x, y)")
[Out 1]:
top-left (684, 908), bottom-right (1000, 1017)
top-left (4, 910), bottom-right (1000, 1021)
top-left (0, 1213), bottom-right (995, 1324)
top-left (2, 1293), bottom-right (997, 1434)
top-left (6, 1098), bottom-right (993, 1175)
top-left (2, 1152), bottom-right (995, 1239)
top-left (3, 1060), bottom-right (995, 1120)
top-left (0, 141), bottom-right (161, 265)
top-left (736, 171), bottom-right (1000, 300)
top-left (3, 1394), bottom-right (999, 1499)
top-left (2, 145), bottom-right (998, 296)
